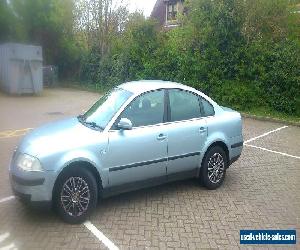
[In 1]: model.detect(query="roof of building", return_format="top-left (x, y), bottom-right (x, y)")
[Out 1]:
top-left (150, 0), bottom-right (166, 25)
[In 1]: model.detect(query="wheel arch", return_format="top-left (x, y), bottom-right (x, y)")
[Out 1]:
top-left (198, 140), bottom-right (230, 176)
top-left (52, 160), bottom-right (103, 201)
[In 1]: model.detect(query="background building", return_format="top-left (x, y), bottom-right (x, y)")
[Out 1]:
top-left (151, 0), bottom-right (184, 28)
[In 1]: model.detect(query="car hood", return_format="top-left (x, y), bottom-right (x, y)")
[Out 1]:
top-left (18, 117), bottom-right (104, 157)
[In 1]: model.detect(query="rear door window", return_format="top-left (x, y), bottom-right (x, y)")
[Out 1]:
top-left (169, 89), bottom-right (201, 122)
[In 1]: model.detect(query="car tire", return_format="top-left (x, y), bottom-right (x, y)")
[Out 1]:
top-left (54, 167), bottom-right (98, 224)
top-left (201, 146), bottom-right (227, 190)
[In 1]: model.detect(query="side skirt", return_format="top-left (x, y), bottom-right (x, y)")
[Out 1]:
top-left (101, 169), bottom-right (198, 198)
top-left (228, 154), bottom-right (241, 167)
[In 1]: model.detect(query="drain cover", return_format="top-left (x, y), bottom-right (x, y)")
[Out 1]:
top-left (46, 112), bottom-right (64, 115)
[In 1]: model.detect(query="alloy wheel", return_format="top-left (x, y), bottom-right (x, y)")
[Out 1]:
top-left (60, 177), bottom-right (90, 217)
top-left (207, 153), bottom-right (225, 184)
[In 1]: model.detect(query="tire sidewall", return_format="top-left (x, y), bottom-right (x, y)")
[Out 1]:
top-left (201, 146), bottom-right (227, 190)
top-left (54, 167), bottom-right (98, 224)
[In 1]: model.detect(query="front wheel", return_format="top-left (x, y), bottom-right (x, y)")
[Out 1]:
top-left (201, 146), bottom-right (227, 190)
top-left (54, 167), bottom-right (98, 224)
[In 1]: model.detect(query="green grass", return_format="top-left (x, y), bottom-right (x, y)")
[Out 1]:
top-left (241, 107), bottom-right (300, 125)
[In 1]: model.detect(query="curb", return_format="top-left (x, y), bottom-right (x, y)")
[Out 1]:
top-left (241, 113), bottom-right (300, 127)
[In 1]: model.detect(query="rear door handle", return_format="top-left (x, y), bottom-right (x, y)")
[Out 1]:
top-left (157, 133), bottom-right (167, 141)
top-left (199, 127), bottom-right (207, 133)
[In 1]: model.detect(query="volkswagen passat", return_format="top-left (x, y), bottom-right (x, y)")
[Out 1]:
top-left (9, 81), bottom-right (243, 223)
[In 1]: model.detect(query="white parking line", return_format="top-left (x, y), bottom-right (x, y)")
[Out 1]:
top-left (0, 242), bottom-right (18, 250)
top-left (0, 197), bottom-right (117, 249)
top-left (244, 125), bottom-right (300, 159)
top-left (84, 221), bottom-right (119, 250)
top-left (245, 144), bottom-right (300, 159)
top-left (0, 232), bottom-right (10, 243)
top-left (0, 196), bottom-right (15, 204)
top-left (244, 126), bottom-right (288, 144)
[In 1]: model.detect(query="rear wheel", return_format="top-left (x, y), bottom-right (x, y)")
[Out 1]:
top-left (201, 146), bottom-right (227, 190)
top-left (54, 167), bottom-right (98, 224)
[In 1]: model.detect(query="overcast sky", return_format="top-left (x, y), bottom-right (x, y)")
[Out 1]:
top-left (127, 0), bottom-right (157, 17)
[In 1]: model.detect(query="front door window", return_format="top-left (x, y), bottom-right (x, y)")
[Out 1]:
top-left (117, 90), bottom-right (165, 128)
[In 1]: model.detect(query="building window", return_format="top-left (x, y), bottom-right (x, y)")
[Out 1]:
top-left (167, 2), bottom-right (178, 21)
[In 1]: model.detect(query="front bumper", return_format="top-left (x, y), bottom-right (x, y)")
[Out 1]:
top-left (11, 188), bottom-right (51, 209)
top-left (9, 163), bottom-right (57, 206)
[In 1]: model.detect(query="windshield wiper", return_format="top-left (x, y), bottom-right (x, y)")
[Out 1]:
top-left (84, 121), bottom-right (104, 130)
top-left (77, 115), bottom-right (85, 122)
top-left (77, 115), bottom-right (104, 131)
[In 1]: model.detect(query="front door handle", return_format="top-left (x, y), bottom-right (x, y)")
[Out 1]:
top-left (199, 127), bottom-right (207, 133)
top-left (157, 133), bottom-right (167, 141)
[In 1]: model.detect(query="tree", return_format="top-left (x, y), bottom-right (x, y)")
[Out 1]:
top-left (0, 0), bottom-right (15, 41)
top-left (7, 0), bottom-right (79, 77)
top-left (242, 0), bottom-right (295, 42)
top-left (75, 0), bottom-right (129, 55)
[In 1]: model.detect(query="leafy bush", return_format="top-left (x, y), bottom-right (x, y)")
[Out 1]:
top-left (237, 40), bottom-right (300, 115)
top-left (211, 80), bottom-right (264, 111)
top-left (79, 0), bottom-right (300, 117)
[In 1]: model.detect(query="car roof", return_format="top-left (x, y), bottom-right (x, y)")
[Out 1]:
top-left (118, 80), bottom-right (195, 95)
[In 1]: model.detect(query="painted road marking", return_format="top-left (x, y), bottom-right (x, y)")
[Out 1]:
top-left (0, 233), bottom-right (17, 250)
top-left (244, 126), bottom-right (288, 144)
top-left (84, 221), bottom-right (119, 250)
top-left (1, 197), bottom-right (119, 250)
top-left (0, 128), bottom-right (32, 139)
top-left (0, 233), bottom-right (10, 243)
top-left (244, 125), bottom-right (300, 159)
top-left (245, 144), bottom-right (300, 159)
top-left (0, 196), bottom-right (15, 203)
top-left (0, 242), bottom-right (18, 250)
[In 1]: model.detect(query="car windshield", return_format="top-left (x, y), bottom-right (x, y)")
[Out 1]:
top-left (79, 88), bottom-right (133, 130)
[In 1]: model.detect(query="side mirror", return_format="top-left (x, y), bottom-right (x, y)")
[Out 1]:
top-left (118, 118), bottom-right (133, 130)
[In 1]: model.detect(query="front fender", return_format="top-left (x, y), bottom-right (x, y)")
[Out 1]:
top-left (53, 149), bottom-right (108, 188)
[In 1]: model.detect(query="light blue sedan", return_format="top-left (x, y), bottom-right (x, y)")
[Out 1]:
top-left (9, 81), bottom-right (243, 223)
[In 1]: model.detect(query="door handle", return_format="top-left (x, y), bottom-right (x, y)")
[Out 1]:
top-left (157, 133), bottom-right (167, 141)
top-left (199, 127), bottom-right (207, 133)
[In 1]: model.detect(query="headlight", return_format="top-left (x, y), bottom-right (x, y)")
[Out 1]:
top-left (16, 154), bottom-right (43, 172)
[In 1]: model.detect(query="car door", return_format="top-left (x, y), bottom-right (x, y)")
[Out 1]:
top-left (166, 89), bottom-right (208, 179)
top-left (103, 89), bottom-right (168, 187)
